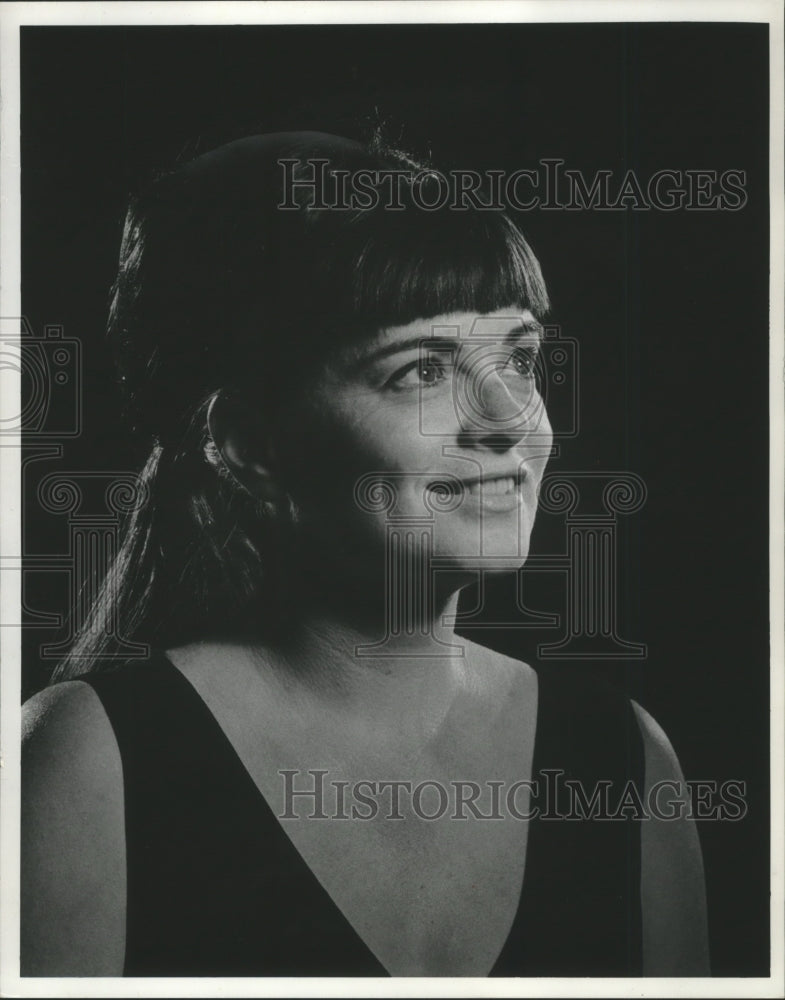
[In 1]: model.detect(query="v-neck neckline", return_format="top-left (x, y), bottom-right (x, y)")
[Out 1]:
top-left (158, 651), bottom-right (541, 977)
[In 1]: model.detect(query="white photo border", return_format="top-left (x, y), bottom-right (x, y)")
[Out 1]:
top-left (1, 2), bottom-right (782, 998)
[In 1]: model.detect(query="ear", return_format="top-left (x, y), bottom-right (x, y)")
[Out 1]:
top-left (206, 391), bottom-right (282, 502)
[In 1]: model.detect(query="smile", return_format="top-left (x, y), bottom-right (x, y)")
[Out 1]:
top-left (427, 471), bottom-right (527, 513)
top-left (462, 474), bottom-right (520, 497)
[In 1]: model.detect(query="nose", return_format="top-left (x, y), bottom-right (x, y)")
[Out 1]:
top-left (457, 368), bottom-right (540, 453)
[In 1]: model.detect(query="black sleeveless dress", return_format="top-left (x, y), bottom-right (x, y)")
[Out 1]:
top-left (82, 652), bottom-right (645, 977)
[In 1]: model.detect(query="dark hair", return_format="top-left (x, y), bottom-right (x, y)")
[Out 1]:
top-left (54, 130), bottom-right (550, 680)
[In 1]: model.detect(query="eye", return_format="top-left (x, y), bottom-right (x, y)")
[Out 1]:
top-left (503, 345), bottom-right (539, 380)
top-left (388, 354), bottom-right (450, 389)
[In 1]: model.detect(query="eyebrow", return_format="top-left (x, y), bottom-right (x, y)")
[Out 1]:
top-left (357, 320), bottom-right (543, 365)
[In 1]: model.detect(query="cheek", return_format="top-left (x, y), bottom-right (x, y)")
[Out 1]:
top-left (315, 396), bottom-right (435, 472)
top-left (534, 409), bottom-right (555, 484)
top-left (532, 393), bottom-right (554, 445)
top-left (280, 397), bottom-right (437, 526)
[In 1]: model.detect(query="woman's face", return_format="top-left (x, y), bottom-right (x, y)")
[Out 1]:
top-left (279, 307), bottom-right (554, 577)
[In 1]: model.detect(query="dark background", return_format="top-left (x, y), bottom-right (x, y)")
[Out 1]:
top-left (20, 23), bottom-right (769, 975)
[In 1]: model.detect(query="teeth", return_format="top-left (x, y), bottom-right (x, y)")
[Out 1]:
top-left (465, 476), bottom-right (517, 496)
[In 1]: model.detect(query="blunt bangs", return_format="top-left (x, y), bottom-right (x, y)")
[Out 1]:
top-left (321, 205), bottom-right (550, 336)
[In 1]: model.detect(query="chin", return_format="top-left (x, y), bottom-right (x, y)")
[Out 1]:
top-left (432, 509), bottom-right (534, 565)
top-left (432, 534), bottom-right (532, 573)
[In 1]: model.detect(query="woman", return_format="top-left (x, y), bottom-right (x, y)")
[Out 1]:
top-left (21, 131), bottom-right (709, 977)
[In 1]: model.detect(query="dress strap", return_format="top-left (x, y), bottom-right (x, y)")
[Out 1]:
top-left (491, 664), bottom-right (645, 976)
top-left (82, 652), bottom-right (386, 976)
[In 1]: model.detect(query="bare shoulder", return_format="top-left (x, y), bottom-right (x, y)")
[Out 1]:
top-left (23, 679), bottom-right (124, 814)
top-left (630, 699), bottom-right (711, 974)
top-left (24, 678), bottom-right (117, 758)
top-left (22, 680), bottom-right (126, 975)
top-left (460, 637), bottom-right (537, 692)
top-left (630, 700), bottom-right (685, 776)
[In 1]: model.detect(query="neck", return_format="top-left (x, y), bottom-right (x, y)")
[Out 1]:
top-left (246, 575), bottom-right (480, 745)
top-left (309, 564), bottom-right (465, 644)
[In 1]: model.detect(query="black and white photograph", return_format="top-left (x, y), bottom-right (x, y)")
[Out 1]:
top-left (1, 1), bottom-right (782, 995)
